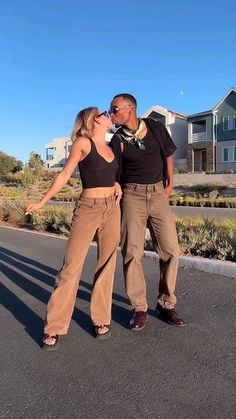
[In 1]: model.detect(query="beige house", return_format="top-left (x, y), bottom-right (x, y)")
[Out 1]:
top-left (45, 137), bottom-right (72, 170)
top-left (142, 105), bottom-right (188, 171)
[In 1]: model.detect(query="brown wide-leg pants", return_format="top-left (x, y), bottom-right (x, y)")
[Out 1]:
top-left (121, 182), bottom-right (179, 312)
top-left (44, 194), bottom-right (120, 336)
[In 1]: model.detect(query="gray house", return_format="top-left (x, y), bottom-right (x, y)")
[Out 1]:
top-left (187, 88), bottom-right (236, 172)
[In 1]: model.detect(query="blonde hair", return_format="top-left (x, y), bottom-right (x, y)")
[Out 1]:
top-left (71, 107), bottom-right (98, 142)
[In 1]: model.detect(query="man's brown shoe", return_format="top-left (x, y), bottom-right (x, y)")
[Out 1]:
top-left (130, 311), bottom-right (148, 331)
top-left (156, 303), bottom-right (186, 327)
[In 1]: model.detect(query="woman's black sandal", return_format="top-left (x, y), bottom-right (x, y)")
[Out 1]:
top-left (42, 334), bottom-right (60, 351)
top-left (94, 325), bottom-right (111, 339)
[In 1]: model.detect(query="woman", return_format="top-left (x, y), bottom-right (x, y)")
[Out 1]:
top-left (26, 107), bottom-right (122, 349)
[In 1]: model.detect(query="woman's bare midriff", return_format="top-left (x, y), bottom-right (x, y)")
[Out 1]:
top-left (81, 186), bottom-right (116, 198)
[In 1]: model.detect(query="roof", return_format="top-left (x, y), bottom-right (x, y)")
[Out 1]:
top-left (187, 110), bottom-right (212, 119)
top-left (142, 105), bottom-right (187, 119)
top-left (212, 87), bottom-right (236, 110)
top-left (188, 87), bottom-right (236, 118)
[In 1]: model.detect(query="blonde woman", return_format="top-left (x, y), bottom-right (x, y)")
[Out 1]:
top-left (26, 107), bottom-right (122, 349)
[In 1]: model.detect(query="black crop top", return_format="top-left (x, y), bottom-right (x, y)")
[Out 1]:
top-left (78, 139), bottom-right (118, 188)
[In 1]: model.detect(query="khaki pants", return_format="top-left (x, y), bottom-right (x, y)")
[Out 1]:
top-left (44, 194), bottom-right (120, 335)
top-left (121, 182), bottom-right (179, 311)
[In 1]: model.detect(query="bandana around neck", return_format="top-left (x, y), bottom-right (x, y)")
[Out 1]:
top-left (118, 118), bottom-right (146, 149)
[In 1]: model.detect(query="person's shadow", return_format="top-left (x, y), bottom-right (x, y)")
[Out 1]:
top-left (0, 247), bottom-right (131, 346)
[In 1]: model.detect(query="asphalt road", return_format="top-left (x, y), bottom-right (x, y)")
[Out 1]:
top-left (0, 226), bottom-right (236, 419)
top-left (47, 201), bottom-right (236, 220)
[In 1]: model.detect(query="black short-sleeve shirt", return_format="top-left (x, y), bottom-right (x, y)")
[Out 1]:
top-left (110, 118), bottom-right (177, 185)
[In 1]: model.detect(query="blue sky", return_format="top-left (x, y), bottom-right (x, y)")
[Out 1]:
top-left (0, 0), bottom-right (236, 163)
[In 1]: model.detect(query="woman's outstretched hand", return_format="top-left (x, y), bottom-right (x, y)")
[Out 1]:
top-left (26, 201), bottom-right (44, 215)
top-left (114, 182), bottom-right (122, 205)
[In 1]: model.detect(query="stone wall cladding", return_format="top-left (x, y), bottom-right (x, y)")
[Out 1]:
top-left (187, 142), bottom-right (215, 172)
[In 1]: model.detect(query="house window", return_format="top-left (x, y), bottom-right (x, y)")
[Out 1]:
top-left (234, 147), bottom-right (236, 161)
top-left (223, 116), bottom-right (229, 131)
top-left (223, 147), bottom-right (229, 161)
top-left (233, 115), bottom-right (236, 129)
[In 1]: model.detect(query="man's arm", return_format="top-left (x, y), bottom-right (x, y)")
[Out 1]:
top-left (165, 155), bottom-right (174, 198)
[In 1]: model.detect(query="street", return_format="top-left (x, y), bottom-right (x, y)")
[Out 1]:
top-left (0, 226), bottom-right (236, 419)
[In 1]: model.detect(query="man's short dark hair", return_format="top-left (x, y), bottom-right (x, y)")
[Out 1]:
top-left (112, 93), bottom-right (137, 107)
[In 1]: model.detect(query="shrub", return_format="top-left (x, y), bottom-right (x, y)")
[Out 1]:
top-left (145, 217), bottom-right (236, 262)
top-left (67, 177), bottom-right (80, 187)
top-left (170, 195), bottom-right (236, 208)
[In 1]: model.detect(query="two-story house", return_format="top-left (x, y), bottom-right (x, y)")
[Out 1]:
top-left (187, 88), bottom-right (236, 172)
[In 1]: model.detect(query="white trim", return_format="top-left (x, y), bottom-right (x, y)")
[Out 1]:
top-left (142, 105), bottom-right (186, 119)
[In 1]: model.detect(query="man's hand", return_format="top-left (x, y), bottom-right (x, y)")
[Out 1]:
top-left (164, 184), bottom-right (173, 199)
top-left (114, 182), bottom-right (122, 205)
top-left (165, 155), bottom-right (174, 200)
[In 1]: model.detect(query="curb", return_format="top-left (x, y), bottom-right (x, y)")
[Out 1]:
top-left (144, 250), bottom-right (236, 279)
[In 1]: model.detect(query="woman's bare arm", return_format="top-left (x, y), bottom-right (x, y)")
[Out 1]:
top-left (26, 138), bottom-right (87, 213)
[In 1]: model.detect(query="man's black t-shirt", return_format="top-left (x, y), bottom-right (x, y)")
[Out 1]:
top-left (110, 118), bottom-right (177, 185)
top-left (121, 128), bottom-right (163, 184)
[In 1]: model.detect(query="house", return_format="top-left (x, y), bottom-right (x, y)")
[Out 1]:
top-left (187, 88), bottom-right (236, 172)
top-left (142, 105), bottom-right (188, 171)
top-left (45, 137), bottom-right (72, 170)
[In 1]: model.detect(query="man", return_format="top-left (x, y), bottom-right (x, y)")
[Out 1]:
top-left (109, 93), bottom-right (185, 330)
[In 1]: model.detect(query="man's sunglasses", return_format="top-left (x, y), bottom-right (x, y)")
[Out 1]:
top-left (96, 111), bottom-right (109, 118)
top-left (108, 104), bottom-right (133, 115)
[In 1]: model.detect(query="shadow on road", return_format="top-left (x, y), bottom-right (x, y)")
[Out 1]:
top-left (0, 247), bottom-right (132, 345)
top-left (0, 282), bottom-right (44, 345)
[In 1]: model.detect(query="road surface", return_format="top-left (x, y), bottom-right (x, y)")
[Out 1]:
top-left (0, 226), bottom-right (236, 418)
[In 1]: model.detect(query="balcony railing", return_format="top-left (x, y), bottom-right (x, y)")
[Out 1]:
top-left (191, 132), bottom-right (207, 142)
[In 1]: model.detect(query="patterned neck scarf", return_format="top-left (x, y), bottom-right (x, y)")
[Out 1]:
top-left (117, 118), bottom-right (146, 149)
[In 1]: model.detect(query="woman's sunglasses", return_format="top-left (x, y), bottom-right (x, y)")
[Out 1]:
top-left (96, 111), bottom-right (109, 118)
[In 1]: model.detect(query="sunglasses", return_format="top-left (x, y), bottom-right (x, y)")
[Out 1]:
top-left (96, 111), bottom-right (109, 118)
top-left (108, 104), bottom-right (133, 115)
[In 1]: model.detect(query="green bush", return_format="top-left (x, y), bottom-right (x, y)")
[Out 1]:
top-left (170, 195), bottom-right (236, 208)
top-left (175, 218), bottom-right (236, 261)
top-left (145, 217), bottom-right (236, 262)
top-left (67, 177), bottom-right (81, 187)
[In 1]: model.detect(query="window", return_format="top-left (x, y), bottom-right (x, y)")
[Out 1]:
top-left (234, 115), bottom-right (236, 129)
top-left (223, 146), bottom-right (236, 162)
top-left (223, 148), bottom-right (229, 161)
top-left (223, 116), bottom-right (229, 131)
